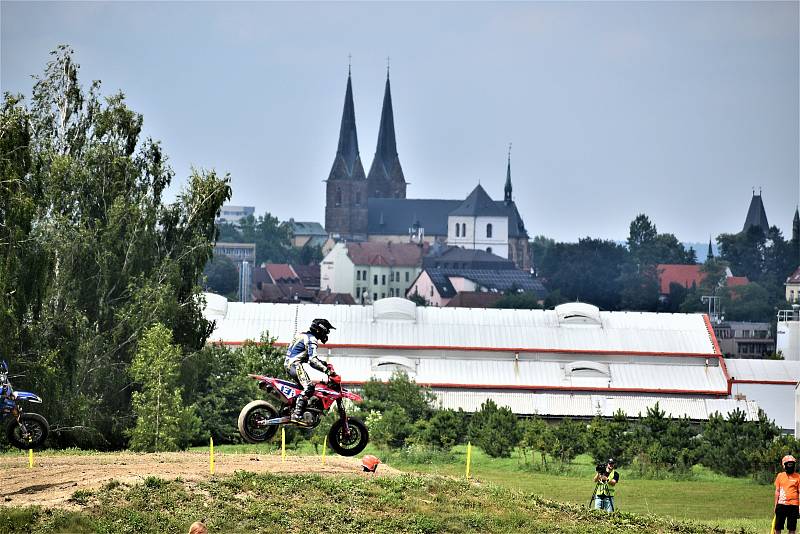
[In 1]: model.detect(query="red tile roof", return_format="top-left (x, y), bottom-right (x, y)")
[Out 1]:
top-left (787, 266), bottom-right (800, 284)
top-left (265, 264), bottom-right (298, 283)
top-left (658, 264), bottom-right (703, 294)
top-left (658, 264), bottom-right (750, 294)
top-left (346, 242), bottom-right (429, 267)
top-left (726, 276), bottom-right (749, 288)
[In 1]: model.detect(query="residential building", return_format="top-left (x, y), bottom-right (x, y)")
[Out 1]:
top-left (777, 307), bottom-right (800, 361)
top-left (322, 68), bottom-right (531, 270)
top-left (407, 266), bottom-right (546, 307)
top-left (786, 266), bottom-right (800, 303)
top-left (286, 220), bottom-right (328, 249)
top-left (712, 321), bottom-right (775, 358)
top-left (216, 205), bottom-right (255, 226)
top-left (320, 241), bottom-right (428, 303)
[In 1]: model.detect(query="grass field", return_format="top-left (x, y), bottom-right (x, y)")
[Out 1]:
top-left (0, 470), bottom-right (738, 533)
top-left (0, 443), bottom-right (775, 533)
top-left (191, 442), bottom-right (774, 532)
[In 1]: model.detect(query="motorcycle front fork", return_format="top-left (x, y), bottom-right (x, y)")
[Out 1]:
top-left (336, 400), bottom-right (351, 435)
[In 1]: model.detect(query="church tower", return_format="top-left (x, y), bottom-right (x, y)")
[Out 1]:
top-left (325, 68), bottom-right (368, 239)
top-left (366, 70), bottom-right (407, 199)
top-left (504, 146), bottom-right (513, 205)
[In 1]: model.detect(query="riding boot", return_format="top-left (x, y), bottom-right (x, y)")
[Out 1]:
top-left (291, 395), bottom-right (308, 425)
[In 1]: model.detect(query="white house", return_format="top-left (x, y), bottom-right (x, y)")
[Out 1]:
top-left (447, 185), bottom-right (509, 258)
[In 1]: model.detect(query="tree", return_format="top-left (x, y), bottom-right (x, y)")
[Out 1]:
top-left (406, 292), bottom-right (429, 306)
top-left (618, 264), bottom-right (660, 312)
top-left (0, 46), bottom-right (230, 447)
top-left (548, 418), bottom-right (586, 465)
top-left (421, 409), bottom-right (467, 449)
top-left (128, 324), bottom-right (198, 451)
top-left (493, 292), bottom-right (541, 309)
top-left (586, 410), bottom-right (632, 467)
top-left (540, 238), bottom-right (629, 310)
top-left (468, 399), bottom-right (520, 458)
top-left (520, 416), bottom-right (554, 470)
top-left (531, 235), bottom-right (556, 276)
top-left (203, 255), bottom-right (239, 297)
top-left (360, 372), bottom-right (435, 423)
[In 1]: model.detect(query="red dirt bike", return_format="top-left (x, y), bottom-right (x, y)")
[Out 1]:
top-left (237, 369), bottom-right (369, 456)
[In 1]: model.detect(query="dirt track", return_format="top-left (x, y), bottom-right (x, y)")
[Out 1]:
top-left (0, 451), bottom-right (398, 509)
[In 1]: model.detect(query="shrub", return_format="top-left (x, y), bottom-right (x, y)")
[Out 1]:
top-left (469, 399), bottom-right (520, 458)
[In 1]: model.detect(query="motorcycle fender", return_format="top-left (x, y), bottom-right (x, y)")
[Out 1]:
top-left (13, 391), bottom-right (42, 403)
top-left (341, 391), bottom-right (362, 402)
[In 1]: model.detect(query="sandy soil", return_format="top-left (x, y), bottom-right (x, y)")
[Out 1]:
top-left (0, 451), bottom-right (398, 509)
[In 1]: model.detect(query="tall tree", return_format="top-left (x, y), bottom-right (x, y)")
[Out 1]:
top-left (0, 46), bottom-right (230, 447)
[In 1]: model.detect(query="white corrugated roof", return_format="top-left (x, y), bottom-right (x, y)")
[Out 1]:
top-left (204, 296), bottom-right (717, 355)
top-left (725, 359), bottom-right (800, 383)
top-left (430, 390), bottom-right (760, 420)
top-left (327, 355), bottom-right (728, 394)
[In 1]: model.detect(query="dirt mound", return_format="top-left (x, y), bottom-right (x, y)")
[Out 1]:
top-left (0, 451), bottom-right (398, 509)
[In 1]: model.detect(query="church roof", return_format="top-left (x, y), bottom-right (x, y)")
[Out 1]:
top-left (450, 184), bottom-right (508, 217)
top-left (345, 241), bottom-right (428, 267)
top-left (366, 75), bottom-right (405, 187)
top-left (423, 246), bottom-right (516, 270)
top-left (328, 72), bottom-right (366, 182)
top-left (742, 193), bottom-right (769, 233)
top-left (367, 197), bottom-right (528, 238)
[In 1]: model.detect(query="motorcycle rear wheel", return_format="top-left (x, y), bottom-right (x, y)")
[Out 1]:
top-left (238, 400), bottom-right (279, 443)
top-left (327, 417), bottom-right (369, 457)
top-left (7, 413), bottom-right (49, 450)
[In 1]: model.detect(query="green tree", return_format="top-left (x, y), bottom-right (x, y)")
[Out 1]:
top-left (586, 410), bottom-right (632, 467)
top-left (540, 238), bottom-right (629, 310)
top-left (493, 292), bottom-right (542, 309)
top-left (468, 399), bottom-right (520, 458)
top-left (421, 409), bottom-right (467, 449)
top-left (618, 264), bottom-right (661, 311)
top-left (128, 324), bottom-right (198, 451)
top-left (0, 46), bottom-right (230, 447)
top-left (531, 235), bottom-right (556, 276)
top-left (360, 372), bottom-right (435, 422)
top-left (520, 416), bottom-right (554, 470)
top-left (548, 417), bottom-right (586, 465)
top-left (203, 255), bottom-right (239, 297)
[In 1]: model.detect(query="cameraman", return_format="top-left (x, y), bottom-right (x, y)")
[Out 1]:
top-left (593, 458), bottom-right (620, 512)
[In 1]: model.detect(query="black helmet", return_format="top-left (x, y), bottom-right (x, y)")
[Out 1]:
top-left (308, 318), bottom-right (335, 344)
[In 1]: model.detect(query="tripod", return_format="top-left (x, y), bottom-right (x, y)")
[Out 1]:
top-left (587, 481), bottom-right (601, 509)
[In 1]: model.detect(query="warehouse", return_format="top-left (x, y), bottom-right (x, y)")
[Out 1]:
top-left (204, 295), bottom-right (762, 423)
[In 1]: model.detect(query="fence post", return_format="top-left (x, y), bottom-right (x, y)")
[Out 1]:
top-left (281, 427), bottom-right (286, 463)
top-left (321, 435), bottom-right (327, 465)
top-left (209, 436), bottom-right (215, 474)
top-left (28, 449), bottom-right (33, 469)
top-left (465, 442), bottom-right (472, 479)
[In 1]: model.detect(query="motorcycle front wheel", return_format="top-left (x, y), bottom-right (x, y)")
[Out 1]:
top-left (7, 413), bottom-right (49, 450)
top-left (327, 417), bottom-right (369, 457)
top-left (238, 400), bottom-right (279, 443)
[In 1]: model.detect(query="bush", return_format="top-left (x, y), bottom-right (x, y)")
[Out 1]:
top-left (420, 409), bottom-right (468, 449)
top-left (548, 418), bottom-right (586, 465)
top-left (586, 410), bottom-right (632, 467)
top-left (469, 399), bottom-right (520, 458)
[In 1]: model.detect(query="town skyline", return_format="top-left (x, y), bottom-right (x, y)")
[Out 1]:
top-left (3, 1), bottom-right (798, 242)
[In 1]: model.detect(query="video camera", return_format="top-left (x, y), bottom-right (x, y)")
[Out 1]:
top-left (595, 463), bottom-right (608, 474)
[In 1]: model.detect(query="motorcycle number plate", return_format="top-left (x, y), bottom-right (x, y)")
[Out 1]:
top-left (279, 384), bottom-right (297, 398)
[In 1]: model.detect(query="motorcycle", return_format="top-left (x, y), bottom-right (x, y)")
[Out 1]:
top-left (0, 361), bottom-right (49, 449)
top-left (238, 367), bottom-right (369, 457)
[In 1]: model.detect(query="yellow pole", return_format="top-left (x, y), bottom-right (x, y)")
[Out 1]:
top-left (465, 442), bottom-right (472, 479)
top-left (771, 513), bottom-right (776, 534)
top-left (281, 427), bottom-right (286, 463)
top-left (321, 435), bottom-right (327, 465)
top-left (209, 436), bottom-right (215, 475)
top-left (28, 449), bottom-right (33, 468)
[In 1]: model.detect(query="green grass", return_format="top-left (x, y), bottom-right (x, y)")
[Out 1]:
top-left (0, 471), bottom-right (737, 534)
top-left (378, 445), bottom-right (773, 532)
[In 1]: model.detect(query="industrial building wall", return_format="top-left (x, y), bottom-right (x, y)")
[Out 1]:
top-left (730, 382), bottom-right (796, 432)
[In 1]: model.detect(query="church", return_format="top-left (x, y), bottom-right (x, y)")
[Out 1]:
top-left (324, 69), bottom-right (532, 271)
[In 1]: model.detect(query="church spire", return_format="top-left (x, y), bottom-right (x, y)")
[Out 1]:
top-left (707, 237), bottom-right (714, 260)
top-left (367, 68), bottom-right (406, 198)
top-left (504, 143), bottom-right (513, 205)
top-left (793, 206), bottom-right (799, 243)
top-left (328, 69), bottom-right (365, 181)
top-left (742, 190), bottom-right (769, 234)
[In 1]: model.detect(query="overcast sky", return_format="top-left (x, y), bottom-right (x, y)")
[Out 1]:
top-left (2, 1), bottom-right (798, 243)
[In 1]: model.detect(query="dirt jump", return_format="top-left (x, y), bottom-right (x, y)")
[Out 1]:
top-left (0, 451), bottom-right (398, 509)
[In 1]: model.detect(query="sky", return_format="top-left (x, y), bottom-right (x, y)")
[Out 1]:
top-left (2, 1), bottom-right (798, 243)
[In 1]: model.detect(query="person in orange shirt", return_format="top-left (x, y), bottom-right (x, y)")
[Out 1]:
top-left (774, 455), bottom-right (800, 534)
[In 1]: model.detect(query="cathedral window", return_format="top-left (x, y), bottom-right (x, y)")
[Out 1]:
top-left (355, 192), bottom-right (361, 206)
top-left (461, 223), bottom-right (467, 236)
top-left (486, 223), bottom-right (493, 238)
top-left (455, 224), bottom-right (460, 237)
top-left (336, 188), bottom-right (342, 207)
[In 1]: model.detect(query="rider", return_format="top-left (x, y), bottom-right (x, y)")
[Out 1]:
top-left (284, 319), bottom-right (336, 425)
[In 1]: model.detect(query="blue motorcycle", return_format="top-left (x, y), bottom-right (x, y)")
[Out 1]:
top-left (0, 361), bottom-right (49, 449)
